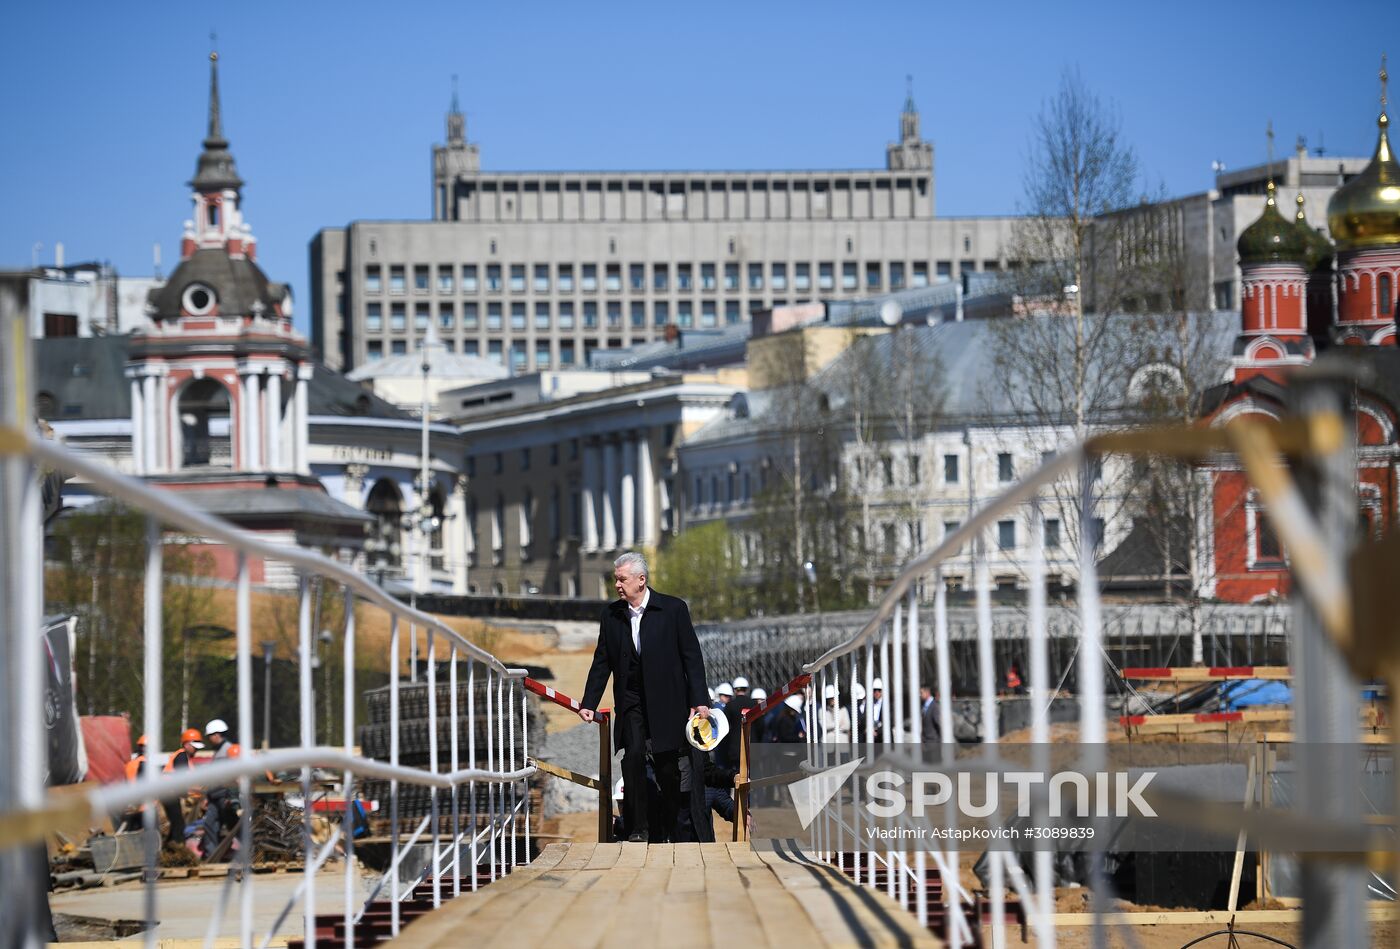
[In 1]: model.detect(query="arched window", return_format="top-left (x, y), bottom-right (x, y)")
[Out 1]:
top-left (1380, 273), bottom-right (1394, 317)
top-left (177, 378), bottom-right (231, 468)
top-left (207, 203), bottom-right (220, 228)
top-left (365, 479), bottom-right (403, 569)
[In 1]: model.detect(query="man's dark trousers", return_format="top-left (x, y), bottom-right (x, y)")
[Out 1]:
top-left (619, 635), bottom-right (680, 840)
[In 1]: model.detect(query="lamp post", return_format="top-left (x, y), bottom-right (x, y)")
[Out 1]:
top-left (260, 640), bottom-right (276, 749)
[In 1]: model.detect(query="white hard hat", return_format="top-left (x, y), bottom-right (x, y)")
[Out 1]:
top-left (823, 684), bottom-right (838, 700)
top-left (685, 708), bottom-right (730, 752)
top-left (732, 675), bottom-right (750, 690)
top-left (784, 695), bottom-right (803, 712)
top-left (716, 682), bottom-right (734, 697)
top-left (871, 678), bottom-right (884, 691)
top-left (205, 718), bottom-right (229, 736)
top-left (853, 683), bottom-right (866, 701)
top-left (751, 688), bottom-right (767, 701)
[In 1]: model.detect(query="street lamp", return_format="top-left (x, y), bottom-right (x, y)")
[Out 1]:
top-left (260, 640), bottom-right (277, 749)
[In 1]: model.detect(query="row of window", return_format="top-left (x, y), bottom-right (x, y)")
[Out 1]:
top-left (366, 337), bottom-right (630, 368)
top-left (686, 453), bottom-right (1104, 506)
top-left (364, 259), bottom-right (989, 296)
top-left (364, 299), bottom-right (751, 334)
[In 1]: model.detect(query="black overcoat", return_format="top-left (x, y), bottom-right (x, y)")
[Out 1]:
top-left (581, 588), bottom-right (709, 754)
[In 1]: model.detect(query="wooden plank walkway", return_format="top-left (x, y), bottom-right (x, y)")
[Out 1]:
top-left (391, 842), bottom-right (942, 948)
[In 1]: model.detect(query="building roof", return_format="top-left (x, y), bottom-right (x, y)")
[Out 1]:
top-left (346, 350), bottom-right (508, 383)
top-left (145, 248), bottom-right (288, 322)
top-left (685, 312), bottom-right (1238, 446)
top-left (33, 335), bottom-right (410, 422)
top-left (35, 336), bottom-right (134, 420)
top-left (588, 325), bottom-right (752, 372)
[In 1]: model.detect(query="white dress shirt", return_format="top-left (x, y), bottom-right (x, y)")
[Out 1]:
top-left (628, 588), bottom-right (650, 654)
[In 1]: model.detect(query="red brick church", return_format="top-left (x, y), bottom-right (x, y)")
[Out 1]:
top-left (1202, 61), bottom-right (1400, 602)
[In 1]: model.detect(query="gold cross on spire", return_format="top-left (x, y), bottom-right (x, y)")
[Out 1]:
top-left (210, 30), bottom-right (218, 61)
top-left (1265, 120), bottom-right (1276, 198)
top-left (1382, 53), bottom-right (1389, 110)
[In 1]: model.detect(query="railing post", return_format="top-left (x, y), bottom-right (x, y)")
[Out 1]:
top-left (449, 646), bottom-right (460, 897)
top-left (388, 616), bottom-right (401, 936)
top-left (484, 669), bottom-right (496, 882)
top-left (521, 676), bottom-right (530, 863)
top-left (467, 661), bottom-right (477, 890)
top-left (426, 630), bottom-right (440, 907)
top-left (236, 555), bottom-right (255, 949)
top-left (733, 712), bottom-right (748, 842)
top-left (340, 588), bottom-right (356, 949)
top-left (141, 516), bottom-right (163, 949)
top-left (597, 711), bottom-right (612, 843)
top-left (297, 574), bottom-right (315, 948)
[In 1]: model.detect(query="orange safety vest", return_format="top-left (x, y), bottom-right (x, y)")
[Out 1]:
top-left (1006, 668), bottom-right (1023, 691)
top-left (124, 755), bottom-right (144, 782)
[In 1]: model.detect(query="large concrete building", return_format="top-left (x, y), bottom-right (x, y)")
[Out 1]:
top-left (310, 90), bottom-right (1021, 372)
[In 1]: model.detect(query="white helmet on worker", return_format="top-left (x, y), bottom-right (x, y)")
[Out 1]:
top-left (823, 684), bottom-right (838, 700)
top-left (205, 718), bottom-right (229, 736)
top-left (715, 682), bottom-right (734, 697)
top-left (871, 678), bottom-right (884, 692)
top-left (852, 683), bottom-right (866, 701)
top-left (751, 688), bottom-right (767, 701)
top-left (732, 675), bottom-right (749, 691)
top-left (784, 695), bottom-right (803, 712)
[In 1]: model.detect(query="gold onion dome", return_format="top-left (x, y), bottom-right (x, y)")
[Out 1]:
top-left (1294, 192), bottom-right (1335, 269)
top-left (1238, 182), bottom-right (1308, 264)
top-left (1327, 58), bottom-right (1400, 250)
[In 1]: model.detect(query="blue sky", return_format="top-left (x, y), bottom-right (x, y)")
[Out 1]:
top-left (2, 0), bottom-right (1395, 336)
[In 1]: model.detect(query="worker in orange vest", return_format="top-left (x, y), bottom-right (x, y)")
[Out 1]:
top-left (1005, 663), bottom-right (1025, 695)
top-left (119, 731), bottom-right (195, 845)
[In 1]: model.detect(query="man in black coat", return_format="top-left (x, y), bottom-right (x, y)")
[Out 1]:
top-left (580, 552), bottom-right (710, 842)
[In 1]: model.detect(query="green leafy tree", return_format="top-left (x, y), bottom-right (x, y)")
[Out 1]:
top-left (652, 521), bottom-right (754, 622)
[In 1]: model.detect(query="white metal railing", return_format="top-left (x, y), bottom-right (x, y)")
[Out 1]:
top-left (734, 408), bottom-right (1376, 949)
top-left (0, 368), bottom-right (536, 947)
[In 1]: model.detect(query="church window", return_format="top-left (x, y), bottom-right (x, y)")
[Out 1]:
top-left (1381, 274), bottom-right (1394, 316)
top-left (207, 203), bottom-right (219, 228)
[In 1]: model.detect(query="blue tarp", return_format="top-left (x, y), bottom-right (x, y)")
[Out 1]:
top-left (1218, 679), bottom-right (1293, 710)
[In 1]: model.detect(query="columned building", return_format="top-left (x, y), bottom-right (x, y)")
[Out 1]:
top-left (311, 90), bottom-right (1021, 372)
top-left (452, 371), bottom-right (740, 598)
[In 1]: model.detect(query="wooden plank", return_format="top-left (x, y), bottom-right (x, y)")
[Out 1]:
top-left (538, 867), bottom-right (639, 947)
top-left (610, 867), bottom-right (677, 946)
top-left (1052, 905), bottom-right (1400, 926)
top-left (697, 841), bottom-right (733, 866)
top-left (671, 841), bottom-right (704, 868)
top-left (644, 842), bottom-right (675, 867)
top-left (583, 842), bottom-right (622, 871)
top-left (553, 842), bottom-right (598, 870)
top-left (726, 840), bottom-right (767, 868)
top-left (615, 840), bottom-right (648, 868)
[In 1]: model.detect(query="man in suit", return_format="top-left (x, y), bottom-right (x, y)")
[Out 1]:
top-left (919, 684), bottom-right (941, 743)
top-left (580, 552), bottom-right (710, 843)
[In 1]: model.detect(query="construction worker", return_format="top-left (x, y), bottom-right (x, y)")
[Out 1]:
top-left (196, 718), bottom-right (242, 857)
top-left (119, 732), bottom-right (193, 845)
